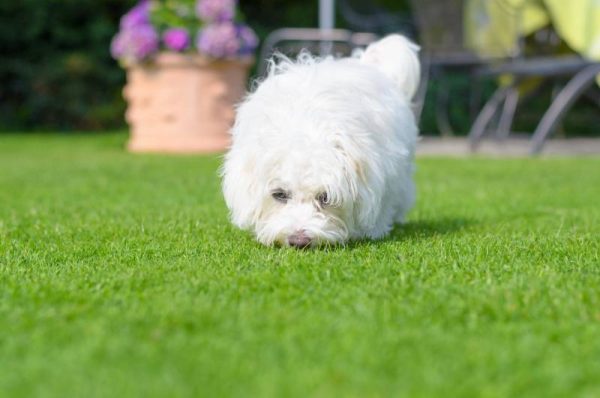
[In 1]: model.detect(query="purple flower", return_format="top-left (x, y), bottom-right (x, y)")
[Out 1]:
top-left (197, 22), bottom-right (259, 58)
top-left (237, 24), bottom-right (258, 54)
top-left (120, 0), bottom-right (151, 29)
top-left (196, 0), bottom-right (236, 22)
top-left (163, 28), bottom-right (190, 52)
top-left (197, 23), bottom-right (240, 58)
top-left (111, 0), bottom-right (258, 61)
top-left (111, 25), bottom-right (159, 61)
top-left (112, 0), bottom-right (156, 62)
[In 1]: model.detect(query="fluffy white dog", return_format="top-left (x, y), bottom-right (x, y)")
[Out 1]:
top-left (222, 35), bottom-right (421, 247)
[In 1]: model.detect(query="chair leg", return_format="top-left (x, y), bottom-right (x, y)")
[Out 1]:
top-left (469, 84), bottom-right (514, 150)
top-left (496, 87), bottom-right (519, 139)
top-left (469, 76), bottom-right (483, 124)
top-left (550, 82), bottom-right (566, 138)
top-left (530, 64), bottom-right (600, 154)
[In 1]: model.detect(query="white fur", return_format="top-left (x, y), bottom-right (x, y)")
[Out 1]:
top-left (222, 34), bottom-right (421, 247)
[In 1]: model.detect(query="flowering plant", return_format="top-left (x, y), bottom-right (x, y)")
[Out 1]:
top-left (111, 0), bottom-right (258, 63)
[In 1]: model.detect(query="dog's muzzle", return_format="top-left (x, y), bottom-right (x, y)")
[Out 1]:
top-left (287, 230), bottom-right (311, 248)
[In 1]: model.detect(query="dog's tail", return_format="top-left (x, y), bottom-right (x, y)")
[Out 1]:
top-left (359, 34), bottom-right (421, 100)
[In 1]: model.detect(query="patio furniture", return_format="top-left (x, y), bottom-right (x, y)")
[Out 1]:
top-left (257, 0), bottom-right (381, 75)
top-left (258, 0), bottom-right (599, 154)
top-left (257, 28), bottom-right (377, 76)
top-left (470, 56), bottom-right (600, 153)
top-left (257, 0), bottom-right (416, 76)
top-left (409, 0), bottom-right (525, 137)
top-left (411, 0), bottom-right (600, 153)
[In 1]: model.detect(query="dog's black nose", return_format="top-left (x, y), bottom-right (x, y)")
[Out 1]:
top-left (288, 231), bottom-right (311, 248)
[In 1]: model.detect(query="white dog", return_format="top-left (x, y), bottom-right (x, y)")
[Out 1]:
top-left (222, 35), bottom-right (420, 247)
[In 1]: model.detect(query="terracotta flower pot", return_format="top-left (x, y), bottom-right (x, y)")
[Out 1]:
top-left (123, 53), bottom-right (252, 153)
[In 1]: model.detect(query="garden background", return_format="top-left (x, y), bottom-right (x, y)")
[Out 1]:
top-left (2, 0), bottom-right (597, 136)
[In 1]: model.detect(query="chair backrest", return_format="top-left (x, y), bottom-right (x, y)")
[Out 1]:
top-left (256, 28), bottom-right (358, 76)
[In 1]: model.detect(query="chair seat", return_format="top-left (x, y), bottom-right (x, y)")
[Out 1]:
top-left (426, 52), bottom-right (488, 68)
top-left (477, 56), bottom-right (598, 77)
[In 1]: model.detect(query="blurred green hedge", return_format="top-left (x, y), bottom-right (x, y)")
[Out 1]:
top-left (0, 0), bottom-right (135, 130)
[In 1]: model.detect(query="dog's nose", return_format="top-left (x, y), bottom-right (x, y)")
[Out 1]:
top-left (288, 231), bottom-right (312, 248)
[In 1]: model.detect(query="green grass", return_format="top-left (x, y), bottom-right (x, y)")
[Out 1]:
top-left (1, 133), bottom-right (599, 398)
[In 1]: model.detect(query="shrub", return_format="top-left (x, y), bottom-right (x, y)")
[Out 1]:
top-left (0, 0), bottom-right (136, 130)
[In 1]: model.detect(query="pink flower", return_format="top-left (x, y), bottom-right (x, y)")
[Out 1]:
top-left (237, 25), bottom-right (258, 55)
top-left (196, 0), bottom-right (237, 22)
top-left (197, 23), bottom-right (259, 58)
top-left (121, 0), bottom-right (151, 29)
top-left (163, 28), bottom-right (190, 52)
top-left (111, 25), bottom-right (159, 62)
top-left (197, 23), bottom-right (240, 58)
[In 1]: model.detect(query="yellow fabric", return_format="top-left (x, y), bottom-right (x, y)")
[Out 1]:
top-left (465, 0), bottom-right (600, 83)
top-left (464, 0), bottom-right (546, 57)
top-left (543, 0), bottom-right (600, 59)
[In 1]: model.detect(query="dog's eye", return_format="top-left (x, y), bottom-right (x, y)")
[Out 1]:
top-left (316, 192), bottom-right (329, 206)
top-left (272, 190), bottom-right (290, 203)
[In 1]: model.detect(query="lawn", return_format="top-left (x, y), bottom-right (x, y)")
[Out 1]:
top-left (1, 133), bottom-right (599, 398)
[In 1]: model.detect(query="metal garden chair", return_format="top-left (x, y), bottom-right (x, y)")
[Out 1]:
top-left (410, 0), bottom-right (600, 153)
top-left (409, 0), bottom-right (524, 137)
top-left (257, 28), bottom-right (377, 76)
top-left (256, 0), bottom-right (416, 76)
top-left (258, 0), bottom-right (599, 154)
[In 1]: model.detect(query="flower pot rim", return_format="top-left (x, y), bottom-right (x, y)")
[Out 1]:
top-left (123, 52), bottom-right (255, 69)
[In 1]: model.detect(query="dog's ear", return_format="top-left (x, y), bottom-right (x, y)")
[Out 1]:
top-left (351, 157), bottom-right (384, 233)
top-left (360, 34), bottom-right (421, 100)
top-left (353, 159), bottom-right (368, 187)
top-left (221, 148), bottom-right (263, 229)
top-left (333, 139), bottom-right (383, 233)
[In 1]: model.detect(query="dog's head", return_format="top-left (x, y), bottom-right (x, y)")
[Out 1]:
top-left (222, 124), bottom-right (369, 247)
top-left (222, 35), bottom-right (419, 247)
